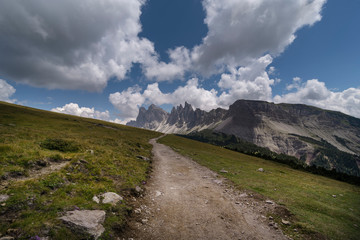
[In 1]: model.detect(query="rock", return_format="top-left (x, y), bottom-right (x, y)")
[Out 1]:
top-left (281, 219), bottom-right (291, 225)
top-left (59, 210), bottom-right (106, 239)
top-left (257, 168), bottom-right (264, 172)
top-left (269, 216), bottom-right (274, 220)
top-left (332, 195), bottom-right (337, 198)
top-left (239, 193), bottom-right (247, 198)
top-left (0, 236), bottom-right (14, 240)
top-left (220, 169), bottom-right (228, 173)
top-left (135, 186), bottom-right (143, 193)
top-left (0, 195), bottom-right (9, 203)
top-left (155, 191), bottom-right (162, 197)
top-left (92, 196), bottom-right (100, 204)
top-left (213, 179), bottom-right (222, 185)
top-left (265, 200), bottom-right (274, 204)
top-left (136, 155), bottom-right (150, 161)
top-left (141, 219), bottom-right (148, 224)
top-left (100, 192), bottom-right (123, 205)
top-left (134, 208), bottom-right (141, 214)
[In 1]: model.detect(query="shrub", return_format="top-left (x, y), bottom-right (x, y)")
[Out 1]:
top-left (40, 138), bottom-right (80, 152)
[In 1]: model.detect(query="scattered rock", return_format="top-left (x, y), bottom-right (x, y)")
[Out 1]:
top-left (281, 219), bottom-right (291, 225)
top-left (220, 169), bottom-right (228, 173)
top-left (100, 192), bottom-right (123, 205)
top-left (213, 179), bottom-right (222, 185)
top-left (134, 208), bottom-right (141, 214)
top-left (0, 195), bottom-right (9, 203)
top-left (265, 200), bottom-right (274, 204)
top-left (135, 186), bottom-right (143, 193)
top-left (59, 210), bottom-right (106, 239)
top-left (332, 195), bottom-right (337, 198)
top-left (257, 168), bottom-right (264, 172)
top-left (155, 191), bottom-right (162, 197)
top-left (239, 193), bottom-right (248, 198)
top-left (92, 196), bottom-right (100, 204)
top-left (0, 236), bottom-right (14, 240)
top-left (136, 156), bottom-right (150, 161)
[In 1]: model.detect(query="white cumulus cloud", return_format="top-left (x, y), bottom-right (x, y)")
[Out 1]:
top-left (0, 0), bottom-right (157, 91)
top-left (0, 79), bottom-right (16, 102)
top-left (274, 79), bottom-right (360, 118)
top-left (51, 103), bottom-right (110, 121)
top-left (144, 0), bottom-right (326, 80)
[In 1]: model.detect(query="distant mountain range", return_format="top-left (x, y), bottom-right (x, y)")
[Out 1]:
top-left (127, 100), bottom-right (360, 176)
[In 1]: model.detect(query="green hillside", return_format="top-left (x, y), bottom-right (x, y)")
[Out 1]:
top-left (159, 135), bottom-right (360, 240)
top-left (0, 102), bottom-right (161, 239)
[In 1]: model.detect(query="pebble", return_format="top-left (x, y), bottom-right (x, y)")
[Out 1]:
top-left (281, 219), bottom-right (291, 225)
top-left (220, 169), bottom-right (228, 173)
top-left (265, 200), bottom-right (274, 204)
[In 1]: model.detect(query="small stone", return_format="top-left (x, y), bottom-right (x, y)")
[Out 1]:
top-left (134, 208), bottom-right (141, 214)
top-left (281, 219), bottom-right (291, 225)
top-left (269, 216), bottom-right (274, 220)
top-left (257, 168), bottom-right (264, 172)
top-left (332, 195), bottom-right (337, 198)
top-left (294, 229), bottom-right (298, 232)
top-left (92, 196), bottom-right (100, 204)
top-left (213, 179), bottom-right (222, 185)
top-left (1, 203), bottom-right (6, 207)
top-left (239, 193), bottom-right (247, 198)
top-left (137, 156), bottom-right (150, 161)
top-left (135, 186), bottom-right (143, 193)
top-left (220, 169), bottom-right (228, 173)
top-left (0, 195), bottom-right (9, 203)
top-left (101, 192), bottom-right (123, 205)
top-left (265, 200), bottom-right (274, 204)
top-left (0, 236), bottom-right (14, 240)
top-left (235, 202), bottom-right (240, 205)
top-left (155, 191), bottom-right (162, 197)
top-left (141, 219), bottom-right (148, 224)
top-left (273, 223), bottom-right (278, 229)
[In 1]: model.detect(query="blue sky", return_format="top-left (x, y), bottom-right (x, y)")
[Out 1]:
top-left (0, 0), bottom-right (359, 122)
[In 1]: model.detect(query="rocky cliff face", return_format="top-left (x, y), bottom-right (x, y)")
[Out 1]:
top-left (128, 102), bottom-right (227, 134)
top-left (127, 100), bottom-right (360, 175)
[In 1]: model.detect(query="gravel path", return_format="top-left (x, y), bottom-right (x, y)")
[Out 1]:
top-left (123, 137), bottom-right (288, 240)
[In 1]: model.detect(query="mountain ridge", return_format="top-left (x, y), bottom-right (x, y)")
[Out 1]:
top-left (127, 99), bottom-right (360, 176)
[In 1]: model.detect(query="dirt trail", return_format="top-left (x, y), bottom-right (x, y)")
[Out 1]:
top-left (123, 137), bottom-right (288, 239)
top-left (0, 161), bottom-right (69, 190)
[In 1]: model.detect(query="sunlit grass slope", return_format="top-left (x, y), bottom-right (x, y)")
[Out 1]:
top-left (0, 101), bottom-right (161, 239)
top-left (159, 134), bottom-right (360, 240)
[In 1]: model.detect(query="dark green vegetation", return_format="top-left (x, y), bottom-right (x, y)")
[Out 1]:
top-left (159, 135), bottom-right (360, 240)
top-left (183, 130), bottom-right (360, 183)
top-left (0, 101), bottom-right (161, 239)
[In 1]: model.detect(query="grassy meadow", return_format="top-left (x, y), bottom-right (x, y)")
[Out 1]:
top-left (0, 101), bottom-right (161, 239)
top-left (159, 134), bottom-right (360, 240)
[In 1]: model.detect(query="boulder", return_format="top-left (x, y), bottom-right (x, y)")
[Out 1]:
top-left (59, 210), bottom-right (106, 239)
top-left (100, 192), bottom-right (123, 205)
